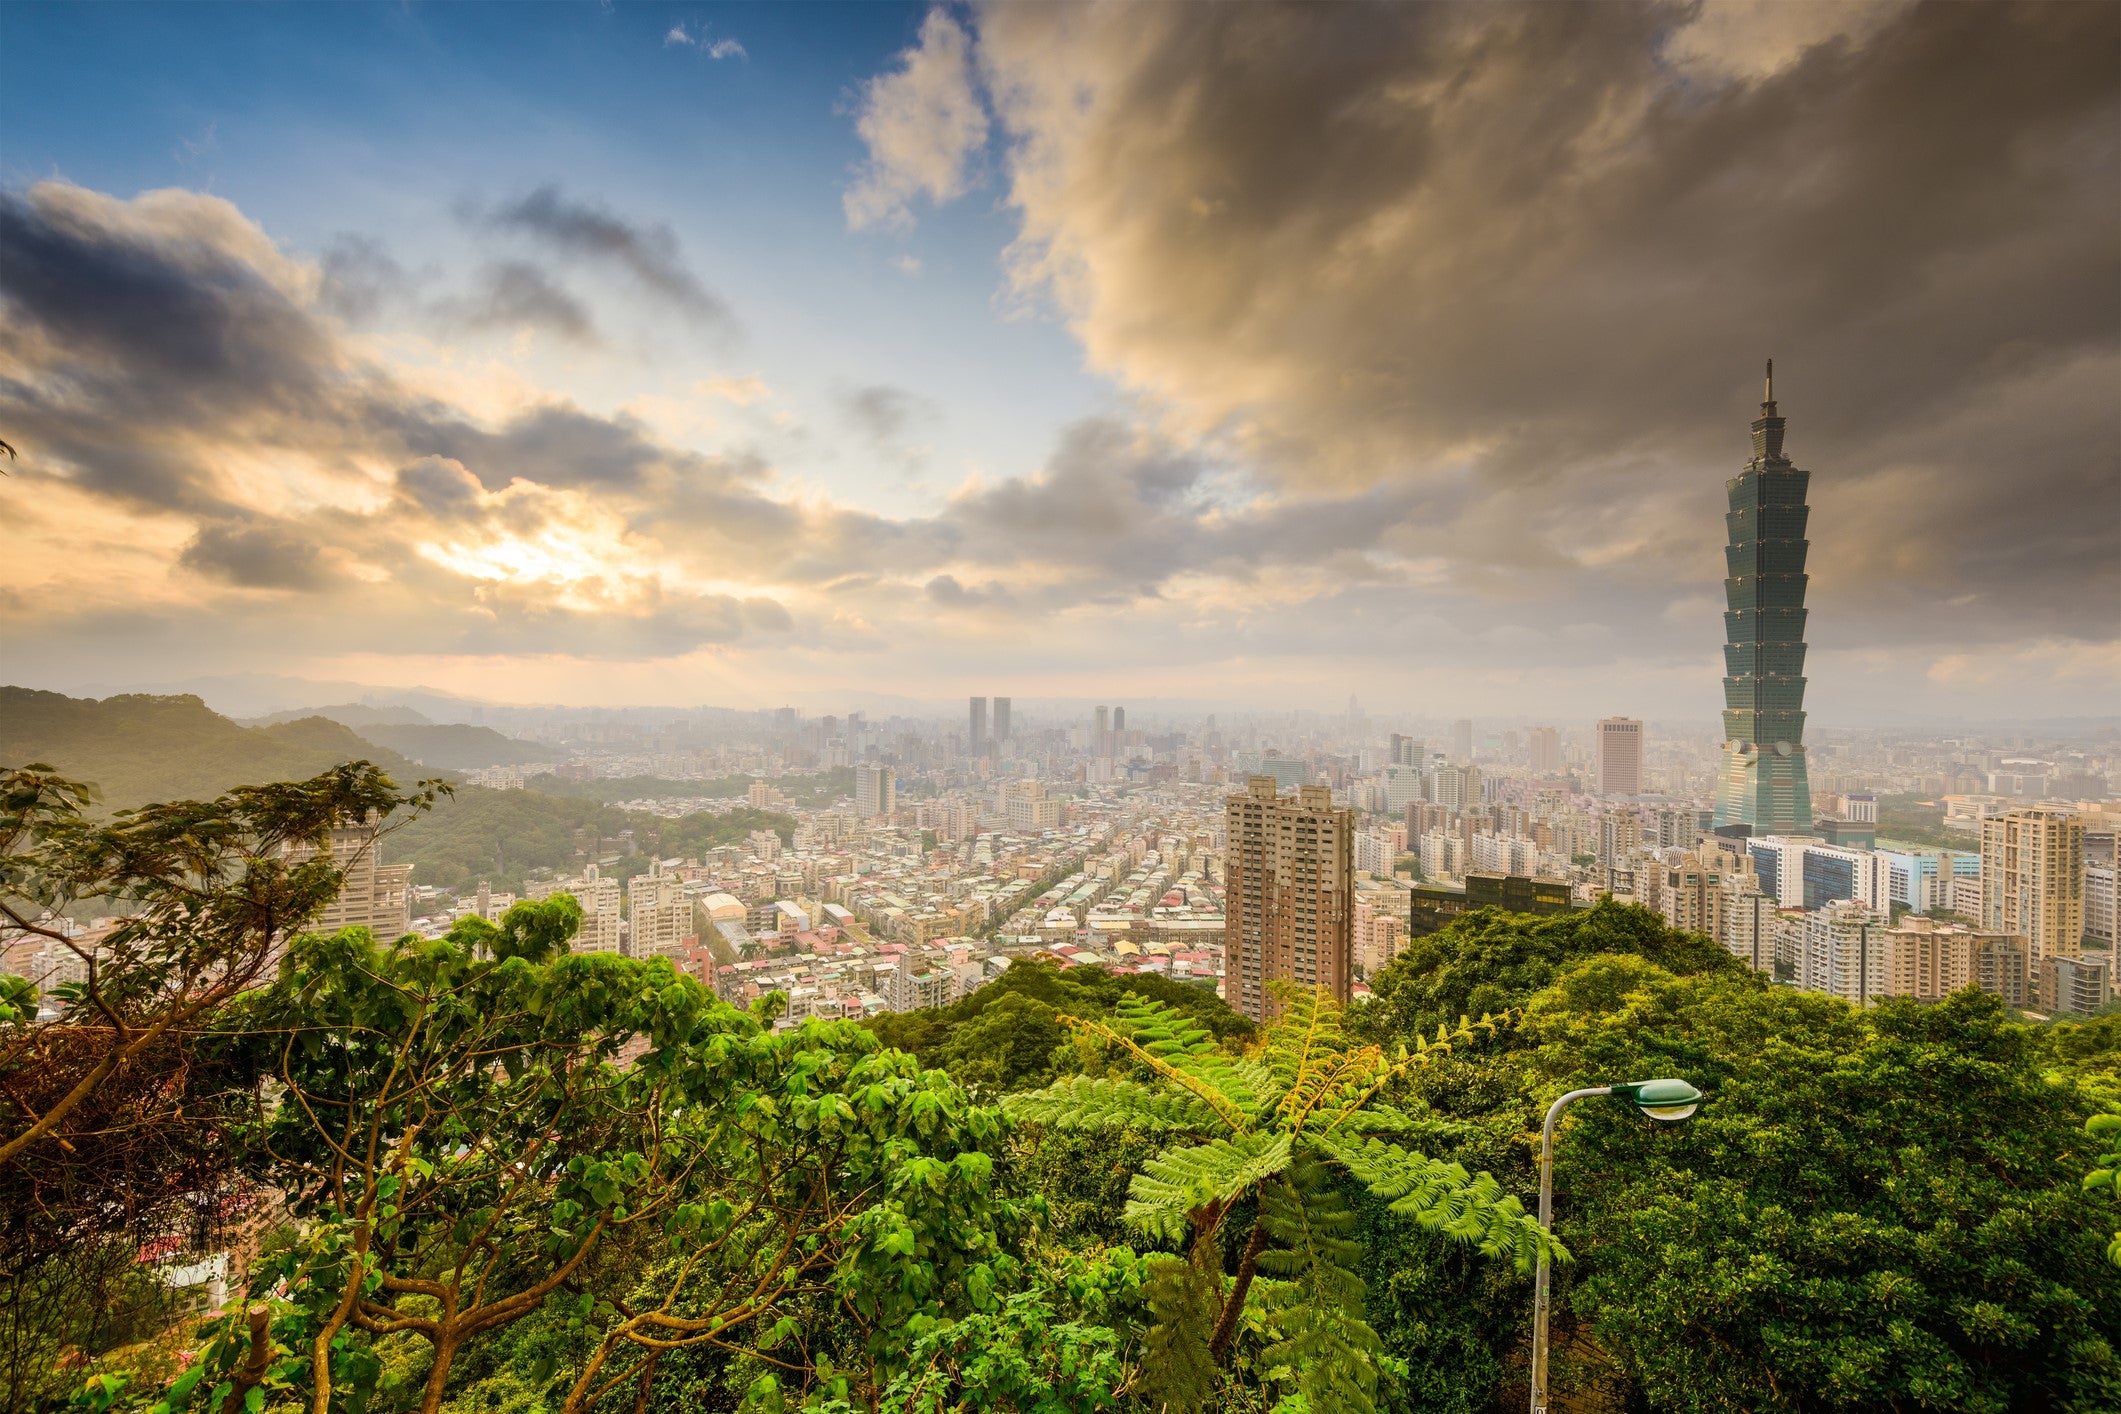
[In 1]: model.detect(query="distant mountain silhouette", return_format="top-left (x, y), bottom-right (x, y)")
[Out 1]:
top-left (0, 687), bottom-right (426, 812)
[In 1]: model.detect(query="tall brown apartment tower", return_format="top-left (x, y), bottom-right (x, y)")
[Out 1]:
top-left (1224, 776), bottom-right (1353, 1022)
top-left (1982, 805), bottom-right (2085, 966)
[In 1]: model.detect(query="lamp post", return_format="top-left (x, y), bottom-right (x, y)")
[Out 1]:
top-left (1529, 1078), bottom-right (1704, 1414)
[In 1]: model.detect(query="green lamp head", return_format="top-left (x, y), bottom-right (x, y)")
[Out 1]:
top-left (1610, 1077), bottom-right (1705, 1122)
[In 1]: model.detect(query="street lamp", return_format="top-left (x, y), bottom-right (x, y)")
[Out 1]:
top-left (1529, 1077), bottom-right (1706, 1414)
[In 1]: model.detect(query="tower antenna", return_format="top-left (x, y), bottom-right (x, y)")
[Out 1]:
top-left (1765, 358), bottom-right (1774, 404)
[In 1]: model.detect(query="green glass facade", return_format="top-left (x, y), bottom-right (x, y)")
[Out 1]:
top-left (1713, 365), bottom-right (1815, 835)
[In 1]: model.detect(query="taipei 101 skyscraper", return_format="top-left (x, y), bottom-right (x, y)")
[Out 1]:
top-left (1712, 362), bottom-right (1815, 835)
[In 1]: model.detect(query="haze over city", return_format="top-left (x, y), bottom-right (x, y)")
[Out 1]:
top-left (3, 0), bottom-right (2114, 722)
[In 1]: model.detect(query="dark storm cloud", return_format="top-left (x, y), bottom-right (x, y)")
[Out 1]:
top-left (179, 517), bottom-right (330, 591)
top-left (0, 185), bottom-right (341, 513)
top-left (958, 0), bottom-right (2121, 646)
top-left (477, 185), bottom-right (733, 327)
top-left (0, 187), bottom-right (332, 409)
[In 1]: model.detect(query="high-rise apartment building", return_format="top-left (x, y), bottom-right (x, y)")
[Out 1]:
top-left (1873, 916), bottom-right (2032, 1006)
top-left (1382, 764), bottom-right (1424, 812)
top-left (1451, 718), bottom-right (1474, 762)
top-left (1981, 806), bottom-right (2085, 964)
top-left (2039, 954), bottom-right (2111, 1017)
top-left (291, 818), bottom-right (412, 940)
top-left (2087, 859), bottom-right (2118, 948)
top-left (627, 871), bottom-right (689, 959)
top-left (1002, 779), bottom-right (1062, 833)
top-left (1595, 717), bottom-right (1643, 797)
top-left (992, 696), bottom-right (1011, 745)
top-left (1113, 706), bottom-right (1126, 734)
top-left (1432, 763), bottom-right (1481, 813)
top-left (969, 696), bottom-right (988, 755)
top-left (573, 870), bottom-right (623, 955)
top-left (1390, 734), bottom-right (1425, 768)
top-left (1800, 899), bottom-right (1888, 1006)
top-left (1597, 812), bottom-right (1641, 869)
top-left (855, 763), bottom-right (896, 820)
top-left (1529, 727), bottom-right (1559, 775)
top-left (1223, 777), bottom-right (1353, 1022)
top-left (1713, 362), bottom-right (1815, 835)
top-left (1094, 706), bottom-right (1111, 754)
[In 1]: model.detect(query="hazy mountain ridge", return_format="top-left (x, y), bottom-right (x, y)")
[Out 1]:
top-left (0, 687), bottom-right (425, 812)
top-left (246, 702), bottom-right (436, 729)
top-left (352, 723), bottom-right (562, 770)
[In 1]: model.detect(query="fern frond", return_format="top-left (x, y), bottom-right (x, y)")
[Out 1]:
top-left (1137, 1255), bottom-right (1221, 1413)
top-left (1124, 1132), bottom-right (1294, 1244)
top-left (1324, 1103), bottom-right (1470, 1141)
top-left (1315, 1009), bottom-right (1521, 1136)
top-left (1004, 1075), bottom-right (1222, 1133)
top-left (1060, 1011), bottom-right (1257, 1133)
top-left (1110, 991), bottom-right (1221, 1057)
top-left (1314, 1132), bottom-right (1561, 1274)
top-left (1254, 1157), bottom-right (1382, 1414)
top-left (1262, 984), bottom-right (1341, 1089)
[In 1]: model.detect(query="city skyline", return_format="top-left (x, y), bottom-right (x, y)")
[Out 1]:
top-left (2, 2), bottom-right (2116, 721)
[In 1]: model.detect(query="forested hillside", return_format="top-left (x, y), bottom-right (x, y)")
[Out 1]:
top-left (244, 702), bottom-right (561, 769)
top-left (0, 687), bottom-right (422, 811)
top-left (350, 722), bottom-right (560, 770)
top-left (530, 766), bottom-right (856, 805)
top-left (381, 785), bottom-right (794, 893)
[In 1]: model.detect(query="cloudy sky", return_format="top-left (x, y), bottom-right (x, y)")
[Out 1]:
top-left (2, 1), bottom-right (2115, 722)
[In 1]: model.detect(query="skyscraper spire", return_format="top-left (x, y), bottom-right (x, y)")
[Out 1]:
top-left (1763, 358), bottom-right (1775, 410)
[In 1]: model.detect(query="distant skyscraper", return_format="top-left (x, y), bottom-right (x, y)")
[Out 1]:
top-left (969, 696), bottom-right (988, 755)
top-left (1529, 726), bottom-right (1559, 775)
top-left (992, 696), bottom-right (1011, 744)
top-left (1390, 734), bottom-right (1425, 768)
top-left (855, 763), bottom-right (896, 819)
top-left (1224, 777), bottom-right (1352, 1021)
top-left (1094, 705), bottom-right (1111, 754)
top-left (1713, 362), bottom-right (1815, 835)
top-left (1451, 718), bottom-right (1473, 761)
top-left (1113, 705), bottom-right (1126, 734)
top-left (1596, 717), bottom-right (1644, 797)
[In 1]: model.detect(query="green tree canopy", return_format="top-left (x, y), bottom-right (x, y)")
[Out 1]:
top-left (1360, 898), bottom-right (1738, 1042)
top-left (1506, 956), bottom-right (2120, 1411)
top-left (146, 904), bottom-right (1030, 1414)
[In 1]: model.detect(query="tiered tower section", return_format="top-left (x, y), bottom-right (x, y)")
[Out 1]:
top-left (1713, 362), bottom-right (1815, 835)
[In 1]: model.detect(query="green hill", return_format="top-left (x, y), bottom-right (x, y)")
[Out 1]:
top-left (0, 687), bottom-right (424, 812)
top-left (353, 723), bottom-right (560, 770)
top-left (381, 786), bottom-right (793, 894)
